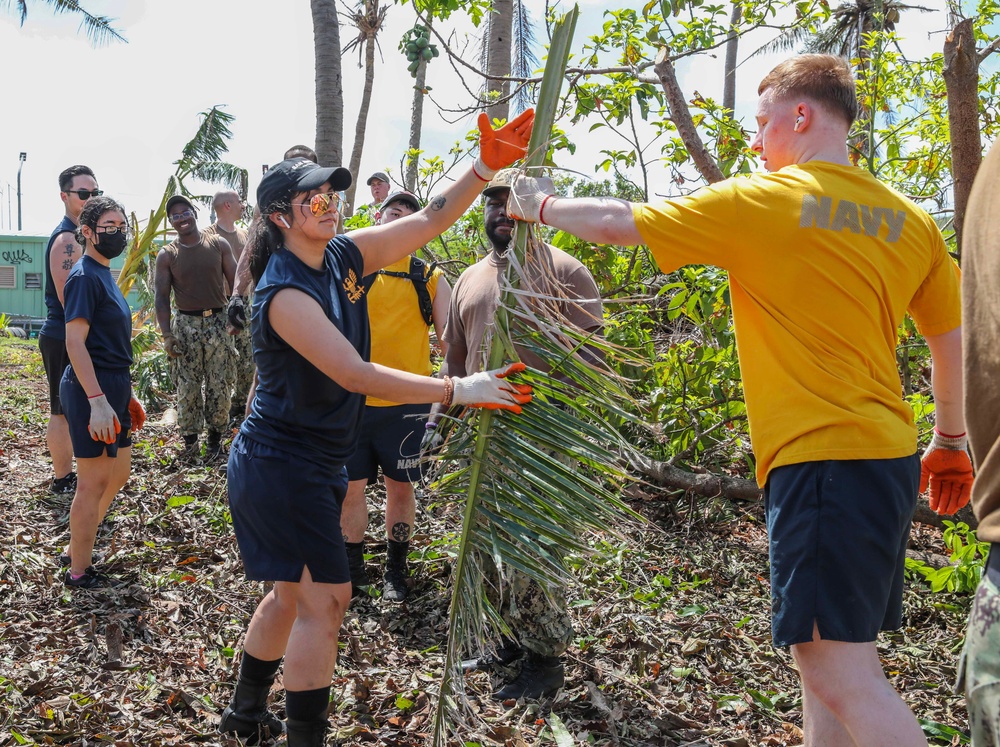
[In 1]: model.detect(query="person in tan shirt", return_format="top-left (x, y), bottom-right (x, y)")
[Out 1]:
top-left (958, 139), bottom-right (1000, 745)
top-left (155, 194), bottom-right (237, 461)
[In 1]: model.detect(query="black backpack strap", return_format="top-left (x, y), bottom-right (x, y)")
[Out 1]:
top-left (375, 256), bottom-right (436, 327)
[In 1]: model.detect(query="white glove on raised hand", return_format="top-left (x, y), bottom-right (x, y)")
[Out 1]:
top-left (450, 363), bottom-right (533, 414)
top-left (88, 394), bottom-right (121, 444)
top-left (507, 175), bottom-right (557, 224)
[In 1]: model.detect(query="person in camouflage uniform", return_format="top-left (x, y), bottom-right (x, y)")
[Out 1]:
top-left (434, 169), bottom-right (604, 700)
top-left (155, 195), bottom-right (237, 461)
top-left (959, 139), bottom-right (1000, 746)
top-left (204, 190), bottom-right (252, 422)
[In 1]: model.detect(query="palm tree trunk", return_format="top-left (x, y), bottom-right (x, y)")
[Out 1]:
top-left (311, 0), bottom-right (344, 167)
top-left (485, 0), bottom-right (514, 123)
top-left (345, 14), bottom-right (377, 218)
top-left (943, 17), bottom-right (981, 258)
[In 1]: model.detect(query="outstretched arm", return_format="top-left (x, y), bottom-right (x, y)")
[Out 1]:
top-left (508, 176), bottom-right (644, 246)
top-left (352, 110), bottom-right (535, 276)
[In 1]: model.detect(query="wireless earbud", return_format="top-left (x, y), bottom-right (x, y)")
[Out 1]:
top-left (278, 216), bottom-right (291, 229)
top-left (794, 116), bottom-right (804, 131)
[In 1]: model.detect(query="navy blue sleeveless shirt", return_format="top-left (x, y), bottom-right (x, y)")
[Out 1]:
top-left (62, 255), bottom-right (133, 372)
top-left (240, 235), bottom-right (371, 466)
top-left (40, 215), bottom-right (78, 340)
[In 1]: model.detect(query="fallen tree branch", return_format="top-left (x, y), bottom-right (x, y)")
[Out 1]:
top-left (633, 454), bottom-right (980, 530)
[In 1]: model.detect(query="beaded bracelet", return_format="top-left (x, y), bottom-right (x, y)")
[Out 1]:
top-left (441, 376), bottom-right (454, 408)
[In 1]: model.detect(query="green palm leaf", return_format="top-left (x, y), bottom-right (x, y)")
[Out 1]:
top-left (430, 7), bottom-right (653, 743)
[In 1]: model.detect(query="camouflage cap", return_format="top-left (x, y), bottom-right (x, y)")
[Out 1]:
top-left (482, 168), bottom-right (519, 197)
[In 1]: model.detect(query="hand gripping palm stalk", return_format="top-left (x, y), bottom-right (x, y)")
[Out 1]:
top-left (430, 7), bottom-right (649, 744)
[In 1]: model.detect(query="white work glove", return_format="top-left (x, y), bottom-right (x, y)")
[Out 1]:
top-left (451, 363), bottom-right (533, 414)
top-left (507, 175), bottom-right (558, 224)
top-left (88, 394), bottom-right (121, 444)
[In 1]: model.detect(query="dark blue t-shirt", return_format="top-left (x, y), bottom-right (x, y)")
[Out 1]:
top-left (39, 215), bottom-right (78, 340)
top-left (63, 255), bottom-right (133, 372)
top-left (241, 235), bottom-right (371, 466)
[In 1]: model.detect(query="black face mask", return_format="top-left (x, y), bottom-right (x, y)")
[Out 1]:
top-left (95, 230), bottom-right (128, 259)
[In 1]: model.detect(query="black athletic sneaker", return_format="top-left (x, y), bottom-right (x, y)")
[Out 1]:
top-left (64, 566), bottom-right (115, 589)
top-left (51, 473), bottom-right (77, 495)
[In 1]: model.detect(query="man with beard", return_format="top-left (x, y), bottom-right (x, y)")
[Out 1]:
top-left (433, 168), bottom-right (604, 700)
top-left (155, 195), bottom-right (237, 461)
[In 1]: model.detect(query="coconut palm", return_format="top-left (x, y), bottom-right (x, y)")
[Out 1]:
top-left (343, 0), bottom-right (389, 217)
top-left (1, 0), bottom-right (125, 45)
top-left (117, 106), bottom-right (246, 307)
top-left (312, 0), bottom-right (345, 166)
top-left (480, 0), bottom-right (539, 122)
top-left (404, 15), bottom-right (432, 192)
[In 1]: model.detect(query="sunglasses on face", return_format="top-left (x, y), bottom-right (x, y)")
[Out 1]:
top-left (169, 210), bottom-right (195, 222)
top-left (292, 192), bottom-right (346, 217)
top-left (96, 225), bottom-right (128, 236)
top-left (66, 189), bottom-right (104, 200)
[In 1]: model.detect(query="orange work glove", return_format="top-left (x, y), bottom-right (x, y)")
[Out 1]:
top-left (473, 109), bottom-right (535, 181)
top-left (920, 429), bottom-right (974, 516)
top-left (451, 362), bottom-right (533, 415)
top-left (129, 395), bottom-right (146, 431)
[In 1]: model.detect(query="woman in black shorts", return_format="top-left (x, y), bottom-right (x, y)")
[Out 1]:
top-left (61, 196), bottom-right (145, 589)
top-left (219, 111), bottom-right (535, 746)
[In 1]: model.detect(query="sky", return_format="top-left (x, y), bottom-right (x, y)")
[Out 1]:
top-left (0, 0), bottom-right (983, 236)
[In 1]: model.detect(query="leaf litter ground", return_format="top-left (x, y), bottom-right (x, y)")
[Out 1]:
top-left (0, 340), bottom-right (972, 746)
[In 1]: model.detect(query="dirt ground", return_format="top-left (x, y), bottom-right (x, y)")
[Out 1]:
top-left (0, 339), bottom-right (973, 746)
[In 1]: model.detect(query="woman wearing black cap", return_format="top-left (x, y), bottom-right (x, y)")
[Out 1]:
top-left (219, 110), bottom-right (535, 746)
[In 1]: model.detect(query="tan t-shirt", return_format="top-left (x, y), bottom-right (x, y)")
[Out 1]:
top-left (443, 242), bottom-right (603, 376)
top-left (963, 141), bottom-right (1000, 543)
top-left (204, 223), bottom-right (247, 296)
top-left (161, 232), bottom-right (230, 311)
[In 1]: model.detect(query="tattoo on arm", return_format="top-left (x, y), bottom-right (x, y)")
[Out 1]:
top-left (62, 259), bottom-right (73, 270)
top-left (391, 522), bottom-right (411, 542)
top-left (430, 196), bottom-right (445, 212)
top-left (64, 244), bottom-right (76, 257)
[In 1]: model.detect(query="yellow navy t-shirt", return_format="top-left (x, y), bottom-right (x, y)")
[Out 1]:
top-left (633, 161), bottom-right (961, 485)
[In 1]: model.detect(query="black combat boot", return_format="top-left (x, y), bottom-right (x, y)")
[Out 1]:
top-left (492, 652), bottom-right (564, 701)
top-left (383, 539), bottom-right (409, 602)
top-left (205, 430), bottom-right (224, 461)
top-left (219, 659), bottom-right (285, 745)
top-left (345, 542), bottom-right (370, 597)
top-left (285, 716), bottom-right (329, 746)
top-left (179, 434), bottom-right (200, 462)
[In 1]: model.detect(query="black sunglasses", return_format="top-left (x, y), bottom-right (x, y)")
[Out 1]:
top-left (66, 189), bottom-right (104, 200)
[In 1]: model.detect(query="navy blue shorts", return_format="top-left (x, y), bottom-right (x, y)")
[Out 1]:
top-left (39, 333), bottom-right (71, 415)
top-left (60, 367), bottom-right (133, 458)
top-left (345, 403), bottom-right (429, 484)
top-left (764, 455), bottom-right (919, 647)
top-left (228, 434), bottom-right (350, 585)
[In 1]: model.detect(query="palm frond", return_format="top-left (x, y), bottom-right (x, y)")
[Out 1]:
top-left (430, 8), bottom-right (655, 743)
top-left (175, 106), bottom-right (236, 174)
top-left (3, 0), bottom-right (126, 45)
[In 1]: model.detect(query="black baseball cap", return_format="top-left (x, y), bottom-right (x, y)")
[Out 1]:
top-left (379, 191), bottom-right (421, 212)
top-left (166, 194), bottom-right (197, 215)
top-left (257, 158), bottom-right (352, 211)
top-left (366, 171), bottom-right (390, 186)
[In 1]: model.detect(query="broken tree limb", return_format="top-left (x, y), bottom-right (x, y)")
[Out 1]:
top-left (633, 454), bottom-right (979, 530)
top-left (653, 47), bottom-right (726, 185)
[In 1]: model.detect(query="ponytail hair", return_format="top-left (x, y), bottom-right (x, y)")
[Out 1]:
top-left (246, 196), bottom-right (293, 285)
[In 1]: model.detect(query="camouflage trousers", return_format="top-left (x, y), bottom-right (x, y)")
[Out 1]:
top-left (171, 313), bottom-right (235, 437)
top-left (484, 560), bottom-right (575, 658)
top-left (231, 323), bottom-right (254, 413)
top-left (958, 566), bottom-right (1000, 746)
